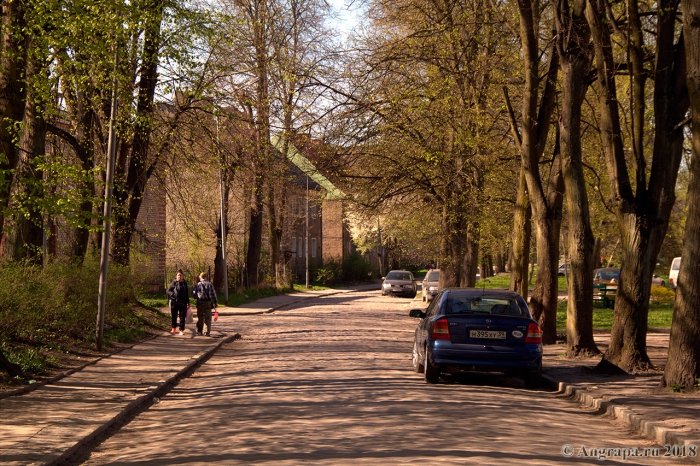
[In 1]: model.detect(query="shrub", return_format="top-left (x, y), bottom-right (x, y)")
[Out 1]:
top-left (650, 285), bottom-right (675, 304)
top-left (0, 255), bottom-right (167, 376)
top-left (341, 254), bottom-right (373, 283)
top-left (315, 267), bottom-right (337, 285)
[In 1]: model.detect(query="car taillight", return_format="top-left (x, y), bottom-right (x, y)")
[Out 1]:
top-left (670, 278), bottom-right (674, 286)
top-left (525, 323), bottom-right (542, 344)
top-left (431, 318), bottom-right (451, 340)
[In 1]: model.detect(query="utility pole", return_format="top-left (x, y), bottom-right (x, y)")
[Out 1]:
top-left (96, 49), bottom-right (119, 351)
top-left (306, 175), bottom-right (309, 288)
top-left (377, 216), bottom-right (384, 277)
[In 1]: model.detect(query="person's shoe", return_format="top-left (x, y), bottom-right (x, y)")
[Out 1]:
top-left (171, 328), bottom-right (176, 334)
top-left (179, 330), bottom-right (185, 336)
top-left (205, 332), bottom-right (210, 337)
top-left (197, 332), bottom-right (203, 336)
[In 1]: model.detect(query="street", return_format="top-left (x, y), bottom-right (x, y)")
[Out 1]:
top-left (82, 290), bottom-right (668, 465)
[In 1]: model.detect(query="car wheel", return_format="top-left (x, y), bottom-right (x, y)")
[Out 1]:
top-left (410, 291), bottom-right (417, 299)
top-left (422, 293), bottom-right (426, 302)
top-left (412, 341), bottom-right (424, 373)
top-left (524, 367), bottom-right (542, 389)
top-left (424, 348), bottom-right (440, 384)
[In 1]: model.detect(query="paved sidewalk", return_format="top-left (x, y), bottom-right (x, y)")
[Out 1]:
top-left (0, 286), bottom-right (373, 466)
top-left (542, 332), bottom-right (700, 453)
top-left (2, 283), bottom-right (700, 465)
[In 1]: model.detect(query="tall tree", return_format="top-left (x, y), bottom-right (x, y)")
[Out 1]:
top-left (111, 0), bottom-right (168, 266)
top-left (512, 0), bottom-right (563, 343)
top-left (553, 0), bottom-right (598, 356)
top-left (0, 0), bottom-right (28, 252)
top-left (334, 0), bottom-right (513, 289)
top-left (662, 0), bottom-right (700, 390)
top-left (268, 0), bottom-right (331, 287)
top-left (586, 0), bottom-right (689, 372)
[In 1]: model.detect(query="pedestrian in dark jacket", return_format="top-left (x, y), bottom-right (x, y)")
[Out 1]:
top-left (192, 272), bottom-right (218, 336)
top-left (166, 269), bottom-right (189, 335)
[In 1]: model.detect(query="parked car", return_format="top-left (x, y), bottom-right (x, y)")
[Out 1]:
top-left (381, 270), bottom-right (417, 298)
top-left (651, 274), bottom-right (666, 288)
top-left (593, 267), bottom-right (620, 304)
top-left (408, 288), bottom-right (543, 388)
top-left (669, 257), bottom-right (681, 290)
top-left (421, 269), bottom-right (440, 302)
top-left (557, 263), bottom-right (571, 276)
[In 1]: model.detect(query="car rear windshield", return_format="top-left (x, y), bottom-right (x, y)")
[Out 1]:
top-left (446, 296), bottom-right (527, 317)
top-left (428, 271), bottom-right (440, 280)
top-left (386, 272), bottom-right (412, 280)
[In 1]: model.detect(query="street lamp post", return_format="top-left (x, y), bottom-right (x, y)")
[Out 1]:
top-left (306, 175), bottom-right (309, 288)
top-left (377, 216), bottom-right (384, 277)
top-left (216, 112), bottom-right (228, 305)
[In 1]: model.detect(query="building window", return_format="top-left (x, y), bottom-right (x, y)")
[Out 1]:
top-left (299, 198), bottom-right (304, 215)
top-left (311, 204), bottom-right (317, 218)
top-left (291, 237), bottom-right (296, 254)
top-left (311, 238), bottom-right (317, 257)
top-left (298, 237), bottom-right (304, 257)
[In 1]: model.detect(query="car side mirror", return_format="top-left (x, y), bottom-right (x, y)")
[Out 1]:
top-left (409, 308), bottom-right (426, 319)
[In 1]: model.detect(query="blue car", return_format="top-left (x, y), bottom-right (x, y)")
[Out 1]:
top-left (409, 288), bottom-right (543, 388)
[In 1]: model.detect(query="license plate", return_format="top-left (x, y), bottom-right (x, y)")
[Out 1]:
top-left (470, 330), bottom-right (506, 339)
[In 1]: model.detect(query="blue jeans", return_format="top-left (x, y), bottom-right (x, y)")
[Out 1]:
top-left (171, 302), bottom-right (187, 331)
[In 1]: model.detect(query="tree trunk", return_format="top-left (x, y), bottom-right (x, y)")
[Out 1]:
top-left (10, 47), bottom-right (46, 264)
top-left (266, 181), bottom-right (281, 286)
top-left (440, 198), bottom-right (464, 289)
top-left (555, 0), bottom-right (599, 357)
top-left (514, 0), bottom-right (560, 345)
top-left (214, 182), bottom-right (230, 295)
top-left (587, 0), bottom-right (688, 372)
top-left (246, 173), bottom-right (264, 288)
top-left (0, 0), bottom-right (28, 247)
top-left (461, 224), bottom-right (479, 287)
top-left (111, 0), bottom-right (165, 266)
top-left (510, 166), bottom-right (531, 299)
top-left (528, 205), bottom-right (561, 344)
top-left (663, 0), bottom-right (700, 387)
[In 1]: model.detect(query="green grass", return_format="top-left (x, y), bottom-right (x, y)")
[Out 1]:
top-left (556, 299), bottom-right (673, 330)
top-left (292, 283), bottom-right (331, 292)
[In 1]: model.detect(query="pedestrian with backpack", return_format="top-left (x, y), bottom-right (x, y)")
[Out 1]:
top-left (192, 272), bottom-right (218, 336)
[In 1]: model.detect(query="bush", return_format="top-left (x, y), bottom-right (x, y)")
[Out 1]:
top-left (315, 267), bottom-right (337, 286)
top-left (312, 255), bottom-right (373, 285)
top-left (650, 285), bottom-right (675, 304)
top-left (0, 255), bottom-right (168, 375)
top-left (342, 254), bottom-right (373, 282)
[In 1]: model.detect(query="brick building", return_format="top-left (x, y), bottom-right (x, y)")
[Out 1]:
top-left (272, 135), bottom-right (353, 279)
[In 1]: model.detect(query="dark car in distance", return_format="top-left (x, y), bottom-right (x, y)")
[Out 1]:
top-left (409, 288), bottom-right (543, 388)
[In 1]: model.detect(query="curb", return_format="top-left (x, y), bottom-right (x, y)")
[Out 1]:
top-left (543, 375), bottom-right (696, 449)
top-left (46, 333), bottom-right (241, 466)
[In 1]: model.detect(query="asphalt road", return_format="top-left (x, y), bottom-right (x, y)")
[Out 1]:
top-left (81, 290), bottom-right (675, 465)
